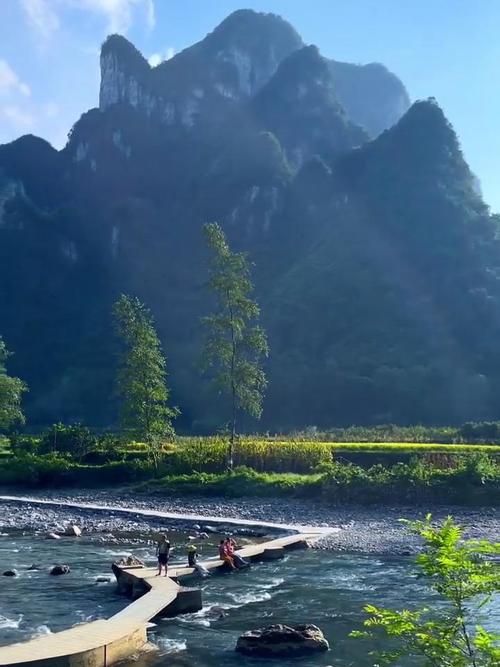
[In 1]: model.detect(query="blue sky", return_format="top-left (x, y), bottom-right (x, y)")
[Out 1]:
top-left (0, 0), bottom-right (498, 211)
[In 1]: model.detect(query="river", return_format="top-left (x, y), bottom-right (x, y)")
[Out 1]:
top-left (0, 529), bottom-right (498, 666)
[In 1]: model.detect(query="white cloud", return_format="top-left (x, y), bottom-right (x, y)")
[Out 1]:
top-left (148, 53), bottom-right (162, 67)
top-left (148, 47), bottom-right (175, 68)
top-left (0, 60), bottom-right (31, 97)
top-left (20, 0), bottom-right (60, 40)
top-left (2, 105), bottom-right (35, 130)
top-left (21, 0), bottom-right (155, 40)
top-left (76, 0), bottom-right (155, 33)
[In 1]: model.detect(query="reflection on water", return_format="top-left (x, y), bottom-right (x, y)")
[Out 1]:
top-left (0, 531), bottom-right (498, 666)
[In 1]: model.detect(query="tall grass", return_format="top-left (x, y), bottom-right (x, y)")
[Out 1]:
top-left (166, 438), bottom-right (500, 475)
top-left (169, 437), bottom-right (333, 473)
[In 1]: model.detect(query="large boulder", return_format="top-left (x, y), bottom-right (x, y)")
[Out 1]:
top-left (46, 533), bottom-right (60, 540)
top-left (50, 564), bottom-right (70, 576)
top-left (3, 569), bottom-right (18, 577)
top-left (236, 624), bottom-right (329, 657)
top-left (65, 525), bottom-right (82, 537)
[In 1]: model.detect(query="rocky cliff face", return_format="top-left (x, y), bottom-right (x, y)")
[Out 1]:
top-left (1, 11), bottom-right (496, 430)
top-left (98, 10), bottom-right (408, 136)
top-left (99, 10), bottom-right (303, 127)
top-left (253, 45), bottom-right (368, 167)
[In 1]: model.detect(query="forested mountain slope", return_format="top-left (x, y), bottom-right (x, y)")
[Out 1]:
top-left (1, 9), bottom-right (497, 430)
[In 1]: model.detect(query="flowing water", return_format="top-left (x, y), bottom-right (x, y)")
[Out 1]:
top-left (0, 530), bottom-right (498, 666)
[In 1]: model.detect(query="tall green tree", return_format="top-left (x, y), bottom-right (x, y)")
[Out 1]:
top-left (351, 515), bottom-right (500, 666)
top-left (0, 338), bottom-right (27, 432)
top-left (202, 222), bottom-right (268, 469)
top-left (113, 294), bottom-right (179, 467)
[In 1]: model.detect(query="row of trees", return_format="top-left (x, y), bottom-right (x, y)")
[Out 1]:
top-left (1, 223), bottom-right (268, 469)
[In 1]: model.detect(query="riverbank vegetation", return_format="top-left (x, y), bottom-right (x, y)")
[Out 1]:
top-left (0, 432), bottom-right (498, 506)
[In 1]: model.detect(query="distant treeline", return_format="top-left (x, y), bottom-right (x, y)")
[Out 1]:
top-left (283, 422), bottom-right (500, 444)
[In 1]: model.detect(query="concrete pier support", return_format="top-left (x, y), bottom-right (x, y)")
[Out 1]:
top-left (161, 587), bottom-right (203, 617)
top-left (263, 546), bottom-right (285, 560)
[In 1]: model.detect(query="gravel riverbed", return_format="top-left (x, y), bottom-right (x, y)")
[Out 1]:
top-left (0, 490), bottom-right (497, 554)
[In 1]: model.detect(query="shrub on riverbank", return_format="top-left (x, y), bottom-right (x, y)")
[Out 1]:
top-left (0, 453), bottom-right (155, 486)
top-left (138, 455), bottom-right (500, 506)
top-left (0, 452), bottom-right (497, 504)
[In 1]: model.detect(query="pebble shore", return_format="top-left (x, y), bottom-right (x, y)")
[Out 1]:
top-left (0, 490), bottom-right (498, 555)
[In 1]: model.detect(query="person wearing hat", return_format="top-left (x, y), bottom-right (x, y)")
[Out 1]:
top-left (187, 544), bottom-right (210, 577)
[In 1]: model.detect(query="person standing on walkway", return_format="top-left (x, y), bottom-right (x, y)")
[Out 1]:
top-left (156, 533), bottom-right (171, 576)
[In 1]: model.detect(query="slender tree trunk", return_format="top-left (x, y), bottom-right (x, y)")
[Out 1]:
top-left (458, 598), bottom-right (477, 667)
top-left (229, 382), bottom-right (236, 471)
top-left (228, 301), bottom-right (236, 472)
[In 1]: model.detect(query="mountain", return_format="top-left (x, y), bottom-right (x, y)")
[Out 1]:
top-left (1, 10), bottom-right (498, 431)
top-left (264, 101), bottom-right (500, 426)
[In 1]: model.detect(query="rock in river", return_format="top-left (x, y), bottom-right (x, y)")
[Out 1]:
top-left (65, 525), bottom-right (82, 537)
top-left (2, 569), bottom-right (18, 577)
top-left (50, 564), bottom-right (70, 576)
top-left (236, 624), bottom-right (329, 658)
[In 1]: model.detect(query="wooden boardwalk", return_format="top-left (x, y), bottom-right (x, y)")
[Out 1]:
top-left (0, 504), bottom-right (329, 667)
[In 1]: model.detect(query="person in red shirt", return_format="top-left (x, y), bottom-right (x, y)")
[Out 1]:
top-left (224, 537), bottom-right (249, 569)
top-left (218, 539), bottom-right (236, 570)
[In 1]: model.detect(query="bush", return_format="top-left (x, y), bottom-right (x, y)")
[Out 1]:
top-left (0, 454), bottom-right (156, 487)
top-left (142, 467), bottom-right (321, 498)
top-left (0, 453), bottom-right (72, 486)
top-left (9, 433), bottom-right (40, 455)
top-left (40, 423), bottom-right (97, 460)
top-left (459, 421), bottom-right (500, 442)
top-left (139, 455), bottom-right (500, 506)
top-left (80, 433), bottom-right (123, 464)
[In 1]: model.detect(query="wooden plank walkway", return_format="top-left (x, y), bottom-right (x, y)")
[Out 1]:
top-left (0, 619), bottom-right (146, 666)
top-left (0, 501), bottom-right (331, 667)
top-left (110, 573), bottom-right (180, 623)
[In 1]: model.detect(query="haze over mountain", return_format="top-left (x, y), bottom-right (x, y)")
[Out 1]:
top-left (1, 9), bottom-right (499, 431)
